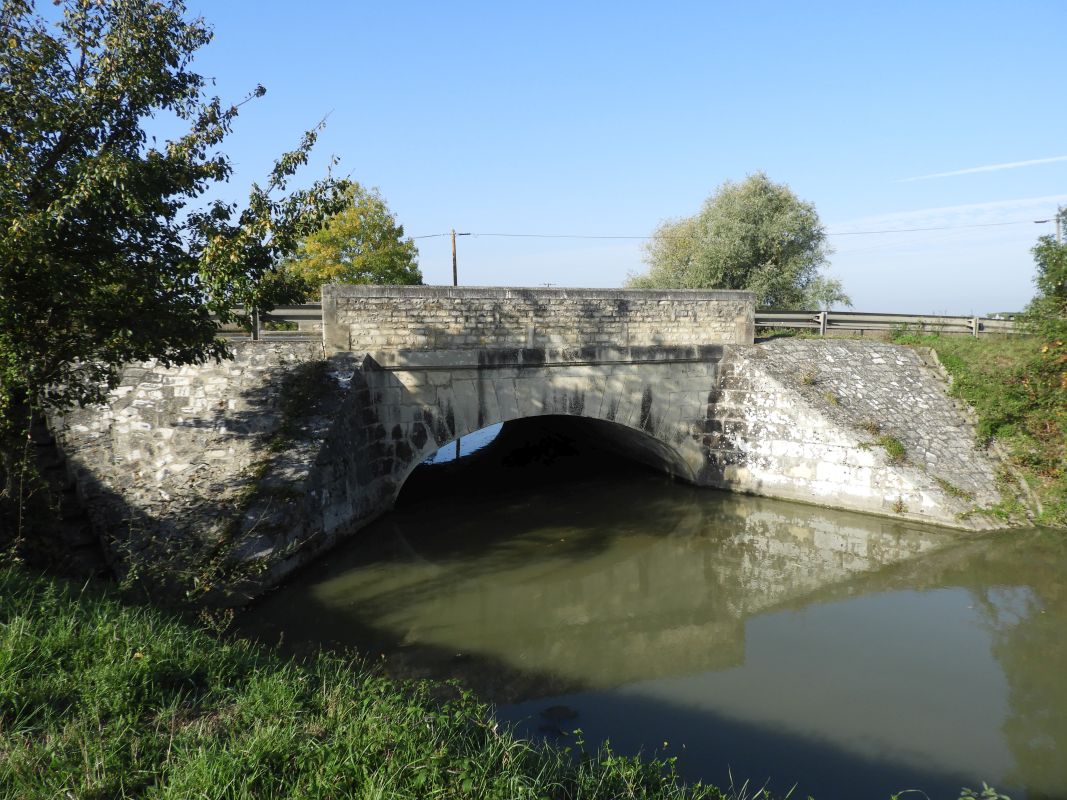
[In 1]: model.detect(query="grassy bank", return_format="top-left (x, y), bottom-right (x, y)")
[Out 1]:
top-left (890, 332), bottom-right (1066, 527)
top-left (0, 562), bottom-right (730, 800)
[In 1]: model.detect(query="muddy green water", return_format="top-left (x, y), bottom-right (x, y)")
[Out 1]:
top-left (239, 423), bottom-right (1067, 800)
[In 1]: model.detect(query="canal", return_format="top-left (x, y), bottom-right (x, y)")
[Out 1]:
top-left (238, 417), bottom-right (1067, 800)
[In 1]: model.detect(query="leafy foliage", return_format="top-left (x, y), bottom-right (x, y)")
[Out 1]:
top-left (628, 172), bottom-right (849, 309)
top-left (284, 182), bottom-right (422, 296)
top-left (0, 0), bottom-right (346, 542)
top-left (1025, 208), bottom-right (1067, 391)
top-left (0, 0), bottom-right (345, 413)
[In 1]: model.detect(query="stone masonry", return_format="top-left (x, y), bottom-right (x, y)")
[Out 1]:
top-left (49, 289), bottom-right (1016, 603)
top-left (709, 339), bottom-right (1003, 523)
top-left (48, 340), bottom-right (337, 592)
top-left (322, 285), bottom-right (756, 358)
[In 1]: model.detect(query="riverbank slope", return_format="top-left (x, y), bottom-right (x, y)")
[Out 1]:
top-left (0, 561), bottom-right (728, 800)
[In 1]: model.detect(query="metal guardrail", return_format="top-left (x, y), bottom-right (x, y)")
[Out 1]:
top-left (214, 305), bottom-right (323, 340)
top-left (218, 304), bottom-right (1020, 340)
top-left (754, 310), bottom-right (1018, 337)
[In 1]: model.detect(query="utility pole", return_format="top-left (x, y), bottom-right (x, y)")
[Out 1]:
top-left (450, 229), bottom-right (470, 286)
top-left (450, 228), bottom-right (469, 461)
top-left (451, 229), bottom-right (458, 286)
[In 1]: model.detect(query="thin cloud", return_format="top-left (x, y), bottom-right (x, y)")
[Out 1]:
top-left (829, 193), bottom-right (1067, 235)
top-left (897, 156), bottom-right (1067, 183)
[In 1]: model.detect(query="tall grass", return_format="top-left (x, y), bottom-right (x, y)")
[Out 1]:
top-left (0, 562), bottom-right (727, 799)
top-left (891, 332), bottom-right (1066, 527)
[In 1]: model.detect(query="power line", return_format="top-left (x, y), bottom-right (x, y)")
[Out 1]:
top-left (411, 219), bottom-right (1037, 241)
top-left (473, 233), bottom-right (653, 239)
top-left (830, 220), bottom-right (1035, 236)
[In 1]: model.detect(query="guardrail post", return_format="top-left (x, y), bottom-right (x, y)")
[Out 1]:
top-left (251, 309), bottom-right (260, 341)
top-left (818, 311), bottom-right (827, 336)
top-left (970, 316), bottom-right (979, 338)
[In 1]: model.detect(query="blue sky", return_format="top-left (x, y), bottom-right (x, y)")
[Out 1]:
top-left (181, 1), bottom-right (1064, 313)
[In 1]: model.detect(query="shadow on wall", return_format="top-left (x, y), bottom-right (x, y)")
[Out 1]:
top-left (57, 355), bottom-right (351, 605)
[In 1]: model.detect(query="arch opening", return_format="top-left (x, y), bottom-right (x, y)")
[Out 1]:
top-left (422, 423), bottom-right (504, 465)
top-left (394, 414), bottom-right (696, 509)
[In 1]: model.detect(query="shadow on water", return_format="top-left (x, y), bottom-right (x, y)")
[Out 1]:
top-left (237, 417), bottom-right (1067, 800)
top-left (503, 686), bottom-right (999, 800)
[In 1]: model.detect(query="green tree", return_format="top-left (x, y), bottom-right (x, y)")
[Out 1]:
top-left (0, 0), bottom-right (346, 541)
top-left (1025, 206), bottom-right (1067, 449)
top-left (284, 183), bottom-right (421, 296)
top-left (1027, 209), bottom-right (1067, 350)
top-left (628, 172), bottom-right (849, 309)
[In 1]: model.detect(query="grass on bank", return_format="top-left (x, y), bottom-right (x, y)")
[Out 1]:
top-left (890, 331), bottom-right (1066, 527)
top-left (0, 562), bottom-right (1016, 800)
top-left (0, 562), bottom-right (731, 800)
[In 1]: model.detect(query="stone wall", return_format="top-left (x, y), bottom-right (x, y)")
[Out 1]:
top-left (345, 346), bottom-right (725, 507)
top-left (707, 339), bottom-right (1004, 526)
top-left (48, 340), bottom-right (335, 596)
top-left (49, 333), bottom-right (1015, 605)
top-left (349, 340), bottom-right (1007, 532)
top-left (321, 285), bottom-right (755, 358)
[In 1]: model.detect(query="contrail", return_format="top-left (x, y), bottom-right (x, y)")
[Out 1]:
top-left (897, 155), bottom-right (1067, 183)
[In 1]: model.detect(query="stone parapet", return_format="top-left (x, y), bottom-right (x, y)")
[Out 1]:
top-left (321, 285), bottom-right (755, 356)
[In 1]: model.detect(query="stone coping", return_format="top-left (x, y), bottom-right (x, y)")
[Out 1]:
top-left (322, 285), bottom-right (755, 303)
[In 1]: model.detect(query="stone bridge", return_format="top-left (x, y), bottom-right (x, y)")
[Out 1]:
top-left (51, 286), bottom-right (1010, 602)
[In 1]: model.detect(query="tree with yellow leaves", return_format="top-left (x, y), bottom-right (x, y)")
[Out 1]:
top-left (285, 183), bottom-right (421, 296)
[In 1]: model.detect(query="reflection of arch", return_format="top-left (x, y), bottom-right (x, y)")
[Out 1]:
top-left (394, 414), bottom-right (697, 504)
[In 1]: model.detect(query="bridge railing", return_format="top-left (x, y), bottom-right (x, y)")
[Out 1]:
top-left (213, 305), bottom-right (323, 339)
top-left (215, 304), bottom-right (1021, 340)
top-left (754, 310), bottom-right (1019, 337)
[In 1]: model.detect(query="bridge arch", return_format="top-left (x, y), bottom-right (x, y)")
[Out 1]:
top-left (394, 414), bottom-right (698, 504)
top-left (315, 348), bottom-right (723, 538)
top-left (375, 354), bottom-right (709, 506)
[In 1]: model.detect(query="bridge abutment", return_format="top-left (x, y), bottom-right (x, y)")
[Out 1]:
top-left (48, 288), bottom-right (1016, 603)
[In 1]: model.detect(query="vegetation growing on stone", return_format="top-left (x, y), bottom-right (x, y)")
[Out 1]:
top-left (859, 418), bottom-right (882, 435)
top-left (870, 434), bottom-right (907, 464)
top-left (892, 331), bottom-right (1065, 527)
top-left (934, 476), bottom-right (975, 502)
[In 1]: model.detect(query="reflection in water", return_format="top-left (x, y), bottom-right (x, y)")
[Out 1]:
top-left (239, 419), bottom-right (1067, 800)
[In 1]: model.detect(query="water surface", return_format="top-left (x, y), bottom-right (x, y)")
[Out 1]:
top-left (240, 420), bottom-right (1067, 800)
